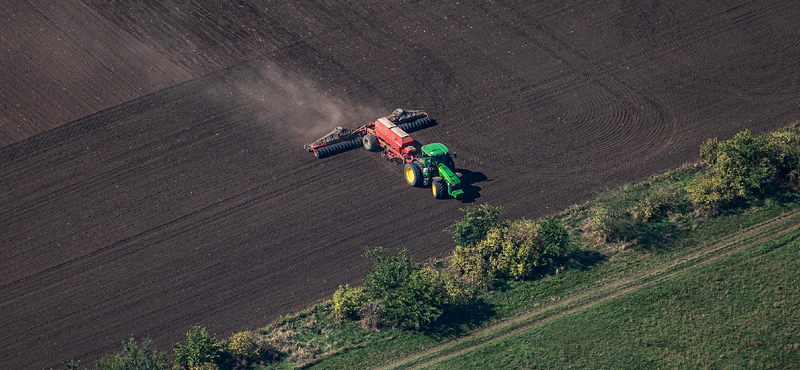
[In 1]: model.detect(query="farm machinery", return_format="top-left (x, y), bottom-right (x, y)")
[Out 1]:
top-left (304, 109), bottom-right (464, 199)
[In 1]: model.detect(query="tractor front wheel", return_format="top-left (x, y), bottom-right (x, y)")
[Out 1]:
top-left (432, 178), bottom-right (445, 199)
top-left (404, 162), bottom-right (422, 187)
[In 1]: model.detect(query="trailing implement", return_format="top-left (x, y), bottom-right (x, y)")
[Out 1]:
top-left (304, 109), bottom-right (462, 199)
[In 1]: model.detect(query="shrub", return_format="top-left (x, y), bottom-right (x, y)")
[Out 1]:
top-left (449, 227), bottom-right (505, 287)
top-left (699, 137), bottom-right (720, 163)
top-left (95, 336), bottom-right (170, 370)
top-left (686, 171), bottom-right (735, 214)
top-left (332, 284), bottom-right (366, 319)
top-left (628, 188), bottom-right (680, 223)
top-left (451, 217), bottom-right (571, 283)
top-left (686, 129), bottom-right (799, 212)
top-left (535, 217), bottom-right (570, 259)
top-left (586, 208), bottom-right (620, 243)
top-left (379, 267), bottom-right (454, 329)
top-left (629, 198), bottom-right (659, 222)
top-left (768, 125), bottom-right (800, 186)
top-left (496, 220), bottom-right (534, 279)
top-left (438, 269), bottom-right (473, 304)
top-left (363, 247), bottom-right (418, 298)
top-left (173, 326), bottom-right (220, 370)
top-left (227, 331), bottom-right (259, 361)
top-left (362, 248), bottom-right (461, 329)
top-left (450, 204), bottom-right (504, 248)
top-left (498, 218), bottom-right (570, 279)
top-left (714, 130), bottom-right (776, 195)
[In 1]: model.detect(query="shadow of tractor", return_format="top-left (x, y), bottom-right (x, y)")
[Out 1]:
top-left (456, 169), bottom-right (488, 203)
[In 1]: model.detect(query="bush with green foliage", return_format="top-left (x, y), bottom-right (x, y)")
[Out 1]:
top-left (380, 268), bottom-right (452, 329)
top-left (500, 217), bottom-right (570, 279)
top-left (685, 171), bottom-right (736, 213)
top-left (586, 208), bottom-right (621, 243)
top-left (449, 204), bottom-right (504, 248)
top-left (628, 184), bottom-right (684, 223)
top-left (95, 336), bottom-right (170, 370)
top-left (226, 331), bottom-right (260, 363)
top-left (451, 217), bottom-right (571, 285)
top-left (769, 125), bottom-right (800, 186)
top-left (173, 326), bottom-right (220, 370)
top-left (363, 247), bottom-right (417, 297)
top-left (629, 198), bottom-right (661, 223)
top-left (362, 247), bottom-right (466, 329)
top-left (687, 127), bottom-right (800, 212)
top-left (449, 227), bottom-right (504, 287)
top-left (332, 284), bottom-right (367, 319)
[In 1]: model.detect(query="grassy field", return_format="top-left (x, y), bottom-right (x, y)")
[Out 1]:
top-left (422, 227), bottom-right (800, 369)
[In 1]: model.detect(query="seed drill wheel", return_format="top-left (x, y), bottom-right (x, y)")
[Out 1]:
top-left (432, 178), bottom-right (445, 199)
top-left (404, 162), bottom-right (422, 187)
top-left (363, 134), bottom-right (378, 151)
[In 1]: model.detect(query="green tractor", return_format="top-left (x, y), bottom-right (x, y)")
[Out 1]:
top-left (403, 143), bottom-right (464, 199)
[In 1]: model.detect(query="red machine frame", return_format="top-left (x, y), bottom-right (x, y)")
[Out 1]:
top-left (304, 110), bottom-right (429, 162)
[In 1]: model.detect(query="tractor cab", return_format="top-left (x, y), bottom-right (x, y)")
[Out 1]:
top-left (421, 143), bottom-right (453, 166)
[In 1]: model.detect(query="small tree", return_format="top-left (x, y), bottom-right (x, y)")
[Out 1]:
top-left (363, 247), bottom-right (418, 298)
top-left (767, 127), bottom-right (800, 186)
top-left (450, 204), bottom-right (504, 248)
top-left (362, 248), bottom-right (462, 329)
top-left (173, 326), bottom-right (220, 370)
top-left (535, 216), bottom-right (570, 264)
top-left (379, 267), bottom-right (459, 329)
top-left (95, 336), bottom-right (170, 370)
top-left (686, 171), bottom-right (735, 213)
top-left (332, 284), bottom-right (367, 319)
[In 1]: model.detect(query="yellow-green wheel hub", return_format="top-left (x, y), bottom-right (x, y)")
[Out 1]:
top-left (405, 166), bottom-right (415, 184)
top-left (432, 182), bottom-right (437, 196)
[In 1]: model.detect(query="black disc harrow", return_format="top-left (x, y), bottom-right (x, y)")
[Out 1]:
top-left (398, 117), bottom-right (435, 133)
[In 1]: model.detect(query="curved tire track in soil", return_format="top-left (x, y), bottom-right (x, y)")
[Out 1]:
top-left (2, 1), bottom-right (800, 369)
top-left (380, 210), bottom-right (800, 370)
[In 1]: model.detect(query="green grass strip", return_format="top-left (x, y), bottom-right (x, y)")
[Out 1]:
top-left (423, 227), bottom-right (800, 369)
top-left (381, 211), bottom-right (800, 370)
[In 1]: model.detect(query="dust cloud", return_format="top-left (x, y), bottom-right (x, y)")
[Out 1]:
top-left (233, 62), bottom-right (381, 143)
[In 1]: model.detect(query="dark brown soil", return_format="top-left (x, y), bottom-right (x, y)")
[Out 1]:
top-left (2, 1), bottom-right (799, 368)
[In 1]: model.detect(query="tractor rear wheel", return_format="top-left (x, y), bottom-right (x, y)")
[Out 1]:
top-left (432, 178), bottom-right (445, 199)
top-left (404, 162), bottom-right (422, 187)
top-left (363, 134), bottom-right (378, 151)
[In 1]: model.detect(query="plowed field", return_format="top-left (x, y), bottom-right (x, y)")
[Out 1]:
top-left (2, 1), bottom-right (799, 368)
